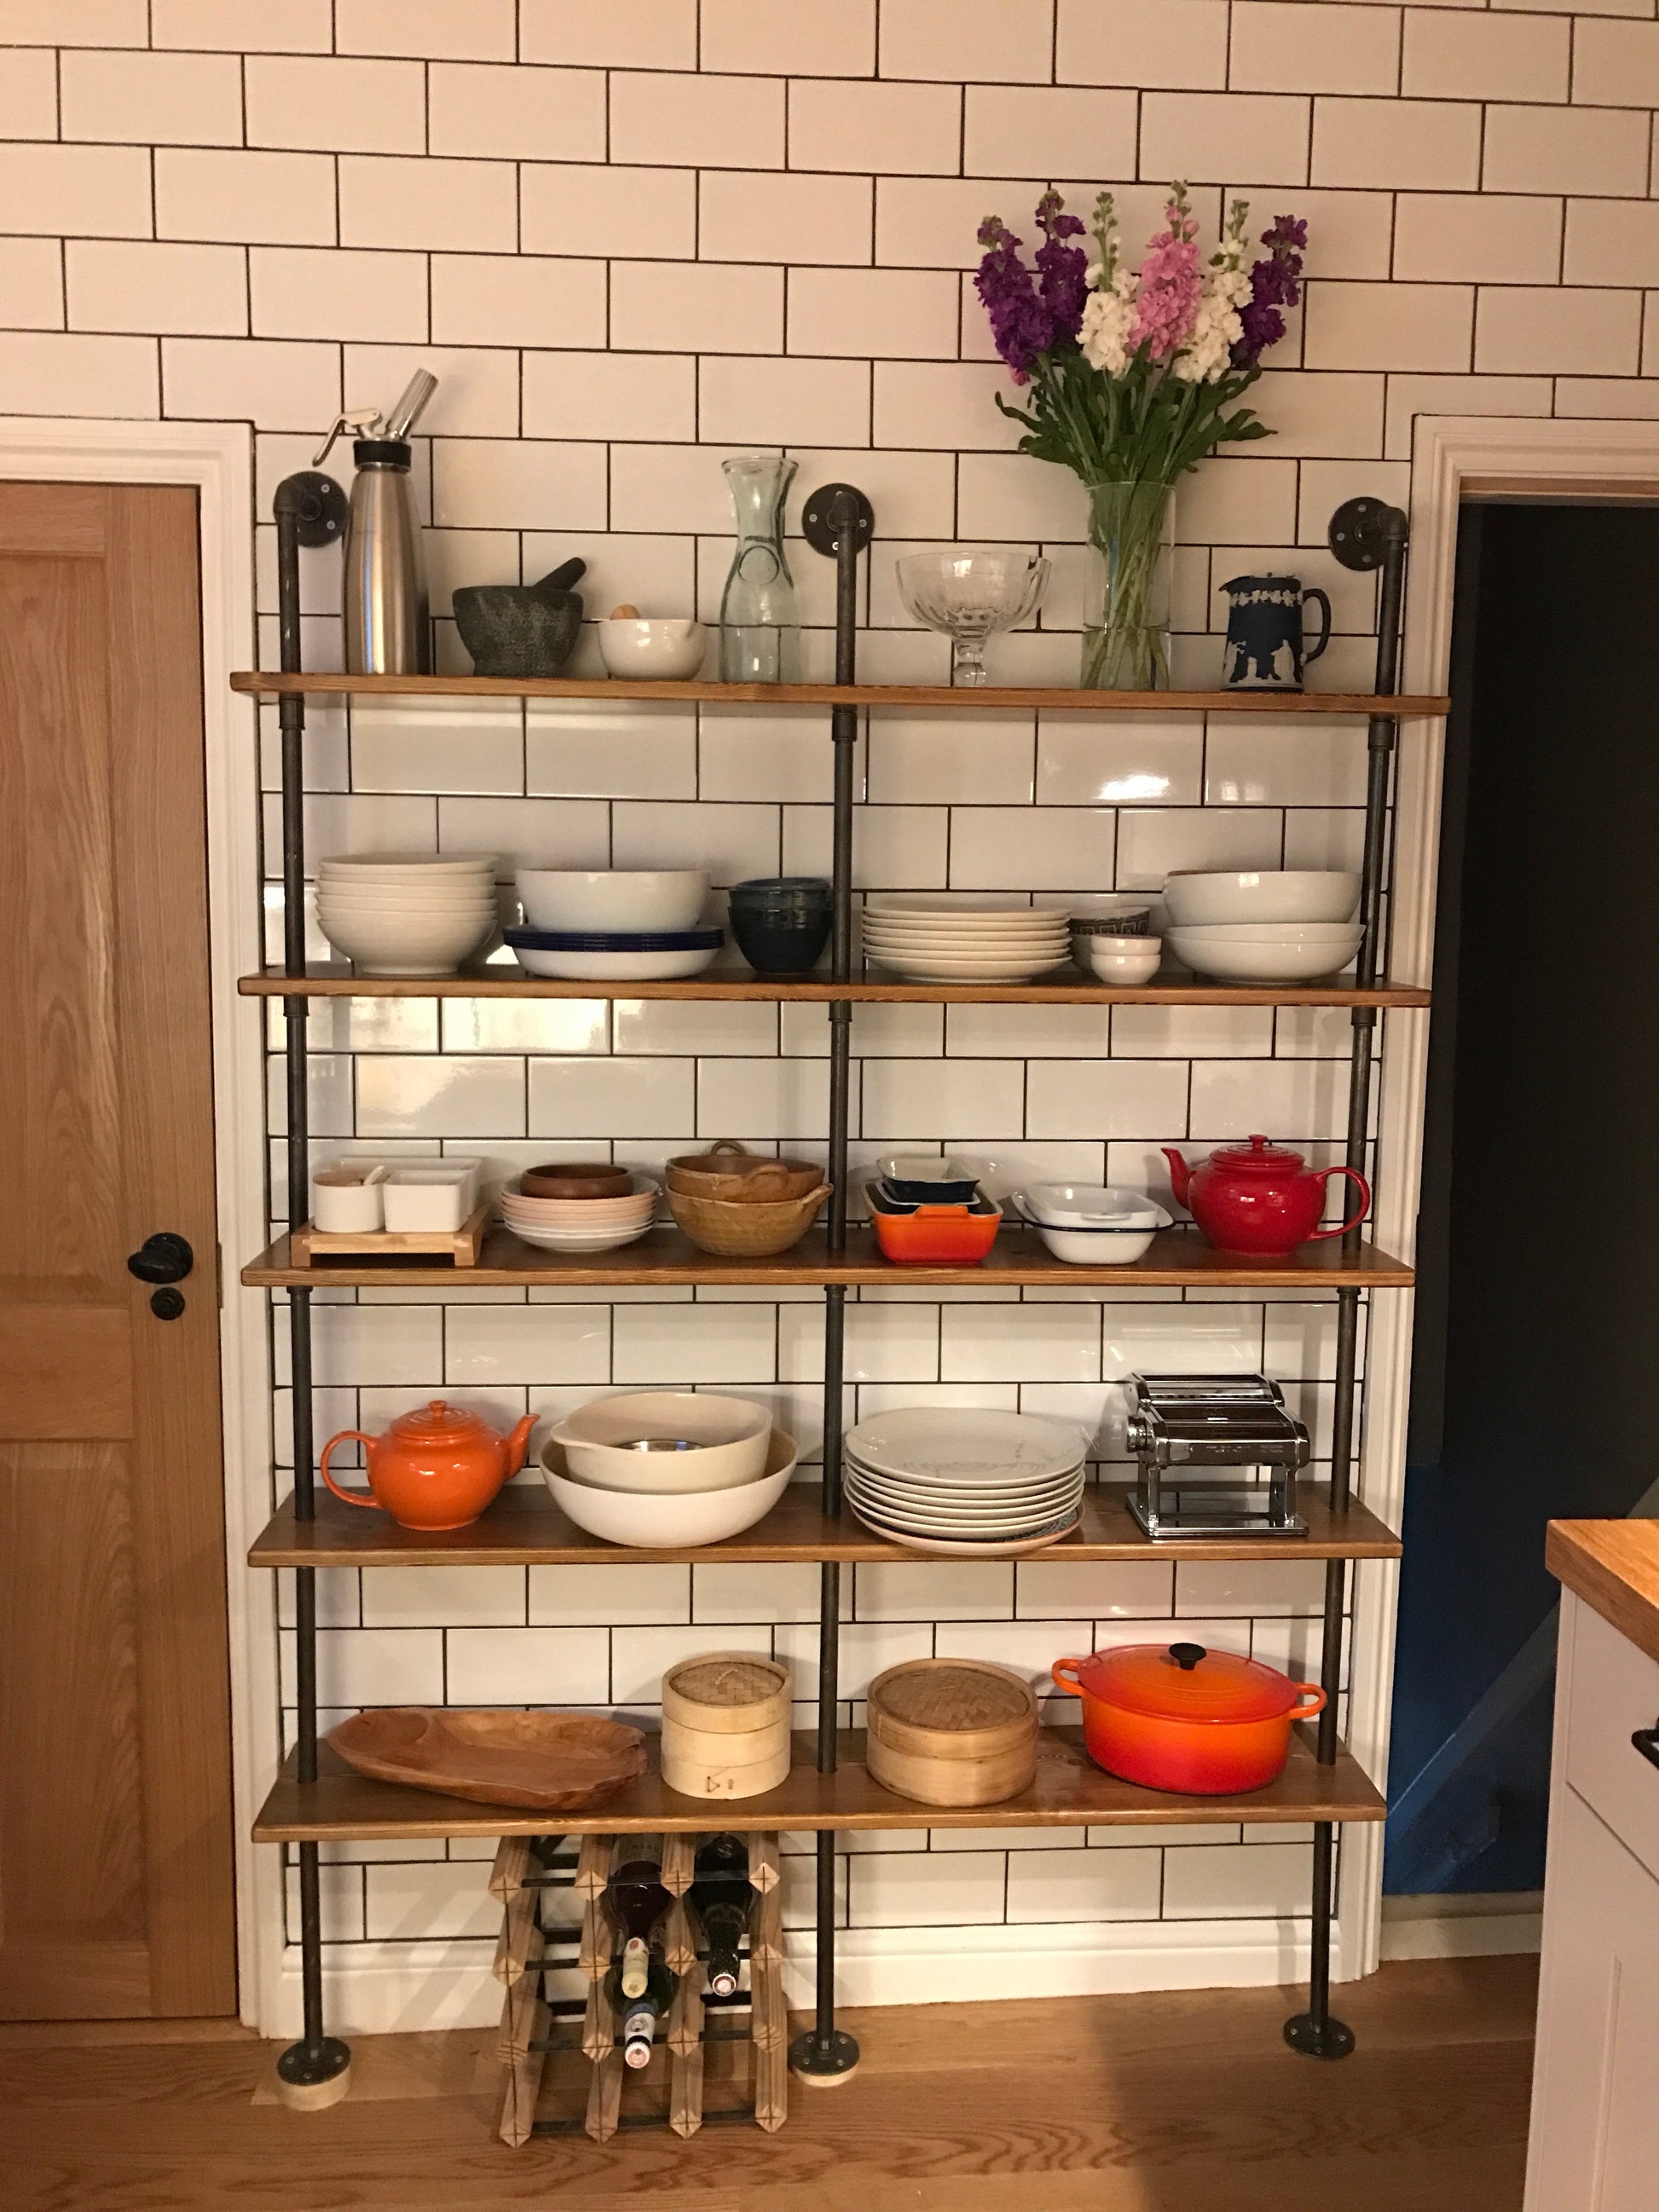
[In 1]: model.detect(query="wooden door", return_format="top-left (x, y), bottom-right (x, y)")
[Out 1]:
top-left (0, 482), bottom-right (236, 2019)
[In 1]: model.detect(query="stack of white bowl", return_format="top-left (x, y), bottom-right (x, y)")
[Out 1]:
top-left (844, 1408), bottom-right (1088, 1557)
top-left (1164, 870), bottom-right (1362, 983)
top-left (315, 852), bottom-right (498, 977)
top-left (862, 898), bottom-right (1072, 984)
top-left (540, 1392), bottom-right (798, 1547)
top-left (499, 1173), bottom-right (660, 1253)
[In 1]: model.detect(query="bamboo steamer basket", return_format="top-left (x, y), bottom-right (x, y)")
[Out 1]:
top-left (667, 1182), bottom-right (830, 1258)
top-left (665, 1141), bottom-right (824, 1202)
top-left (660, 1651), bottom-right (794, 1801)
top-left (864, 1658), bottom-right (1039, 1807)
top-left (660, 1739), bottom-right (793, 1800)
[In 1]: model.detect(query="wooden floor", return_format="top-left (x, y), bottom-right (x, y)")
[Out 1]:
top-left (0, 1958), bottom-right (1535, 2212)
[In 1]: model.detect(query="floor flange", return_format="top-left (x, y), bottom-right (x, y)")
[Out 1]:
top-left (789, 2027), bottom-right (861, 2085)
top-left (1283, 2011), bottom-right (1356, 2060)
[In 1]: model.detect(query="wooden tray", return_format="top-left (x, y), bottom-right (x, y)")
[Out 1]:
top-left (327, 1707), bottom-right (647, 1813)
top-left (291, 1197), bottom-right (490, 1264)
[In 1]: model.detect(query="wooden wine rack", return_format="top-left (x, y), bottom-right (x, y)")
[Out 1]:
top-left (490, 1831), bottom-right (788, 2146)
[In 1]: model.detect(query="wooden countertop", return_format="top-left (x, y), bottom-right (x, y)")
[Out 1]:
top-left (1547, 1519), bottom-right (1659, 1667)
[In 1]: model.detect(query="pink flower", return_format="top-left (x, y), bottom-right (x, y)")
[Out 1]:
top-left (1130, 199), bottom-right (1202, 362)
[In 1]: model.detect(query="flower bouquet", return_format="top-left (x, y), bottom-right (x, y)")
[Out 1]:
top-left (975, 187), bottom-right (1306, 690)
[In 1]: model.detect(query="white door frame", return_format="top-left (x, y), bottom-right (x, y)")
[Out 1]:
top-left (1338, 414), bottom-right (1659, 1980)
top-left (0, 417), bottom-right (276, 2029)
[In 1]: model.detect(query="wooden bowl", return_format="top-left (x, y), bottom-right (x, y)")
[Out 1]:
top-left (520, 1162), bottom-right (633, 1198)
top-left (665, 1141), bottom-right (824, 1203)
top-left (327, 1707), bottom-right (647, 1812)
top-left (668, 1182), bottom-right (830, 1257)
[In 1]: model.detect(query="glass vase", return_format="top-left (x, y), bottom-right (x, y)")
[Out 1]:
top-left (719, 453), bottom-right (801, 684)
top-left (1081, 478), bottom-right (1176, 691)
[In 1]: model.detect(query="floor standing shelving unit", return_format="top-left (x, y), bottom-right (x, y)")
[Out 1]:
top-left (245, 479), bottom-right (1442, 2105)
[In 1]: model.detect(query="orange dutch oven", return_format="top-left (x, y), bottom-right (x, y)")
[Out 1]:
top-left (1051, 1640), bottom-right (1327, 1795)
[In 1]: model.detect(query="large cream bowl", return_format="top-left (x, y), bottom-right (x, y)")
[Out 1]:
top-left (548, 1390), bottom-right (772, 1492)
top-left (1161, 870), bottom-right (1360, 927)
top-left (541, 1429), bottom-right (797, 1546)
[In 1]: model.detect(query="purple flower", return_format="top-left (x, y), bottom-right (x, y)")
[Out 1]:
top-left (975, 193), bottom-right (1088, 382)
top-left (1232, 212), bottom-right (1306, 370)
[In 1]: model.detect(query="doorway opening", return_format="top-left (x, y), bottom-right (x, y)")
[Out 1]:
top-left (1385, 498), bottom-right (1658, 1897)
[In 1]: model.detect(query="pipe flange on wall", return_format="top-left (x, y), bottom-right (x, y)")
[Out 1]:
top-left (801, 484), bottom-right (875, 557)
top-left (1328, 495), bottom-right (1408, 572)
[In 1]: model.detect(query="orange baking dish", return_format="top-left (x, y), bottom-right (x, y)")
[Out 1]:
top-left (866, 1185), bottom-right (1003, 1265)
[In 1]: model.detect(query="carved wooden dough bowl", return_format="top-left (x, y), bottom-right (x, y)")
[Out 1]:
top-left (327, 1707), bottom-right (647, 1811)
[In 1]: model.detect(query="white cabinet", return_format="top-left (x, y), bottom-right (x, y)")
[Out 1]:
top-left (1525, 1593), bottom-right (1659, 2212)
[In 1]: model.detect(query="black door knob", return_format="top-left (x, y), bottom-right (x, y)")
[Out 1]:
top-left (128, 1233), bottom-right (194, 1286)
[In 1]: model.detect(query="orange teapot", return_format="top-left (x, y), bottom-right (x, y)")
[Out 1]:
top-left (321, 1401), bottom-right (536, 1530)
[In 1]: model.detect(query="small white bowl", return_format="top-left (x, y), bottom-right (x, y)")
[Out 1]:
top-left (541, 1430), bottom-right (797, 1548)
top-left (1162, 870), bottom-right (1360, 927)
top-left (1081, 938), bottom-right (1162, 985)
top-left (551, 1391), bottom-right (772, 1492)
top-left (515, 869), bottom-right (709, 934)
top-left (316, 910), bottom-right (494, 976)
top-left (598, 617), bottom-right (708, 681)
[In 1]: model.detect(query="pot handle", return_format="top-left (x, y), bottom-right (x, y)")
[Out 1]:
top-left (1305, 1165), bottom-right (1371, 1242)
top-left (1050, 1659), bottom-right (1085, 1697)
top-left (320, 1431), bottom-right (381, 1510)
top-left (1289, 1683), bottom-right (1328, 1721)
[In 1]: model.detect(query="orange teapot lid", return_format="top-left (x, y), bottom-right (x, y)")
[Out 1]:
top-left (1069, 1641), bottom-right (1308, 1724)
top-left (1206, 1134), bottom-right (1306, 1176)
top-left (385, 1400), bottom-right (496, 1447)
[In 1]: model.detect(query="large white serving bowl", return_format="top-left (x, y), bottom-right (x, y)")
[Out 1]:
top-left (1162, 870), bottom-right (1360, 927)
top-left (315, 909), bottom-right (494, 975)
top-left (516, 869), bottom-right (709, 934)
top-left (1166, 927), bottom-right (1363, 983)
top-left (550, 1390), bottom-right (772, 1492)
top-left (510, 940), bottom-right (723, 981)
top-left (542, 1429), bottom-right (797, 1547)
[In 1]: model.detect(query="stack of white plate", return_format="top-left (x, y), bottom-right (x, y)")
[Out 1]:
top-left (861, 899), bottom-right (1072, 984)
top-left (316, 852), bottom-right (498, 977)
top-left (844, 1407), bottom-right (1088, 1557)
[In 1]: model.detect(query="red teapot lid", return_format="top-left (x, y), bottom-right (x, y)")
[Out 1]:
top-left (387, 1399), bottom-right (493, 1445)
top-left (1207, 1134), bottom-right (1306, 1176)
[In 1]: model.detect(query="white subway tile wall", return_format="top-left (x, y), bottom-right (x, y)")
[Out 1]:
top-left (9, 0), bottom-right (1639, 1995)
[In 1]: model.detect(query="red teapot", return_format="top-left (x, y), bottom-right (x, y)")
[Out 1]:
top-left (321, 1401), bottom-right (536, 1530)
top-left (1161, 1135), bottom-right (1369, 1258)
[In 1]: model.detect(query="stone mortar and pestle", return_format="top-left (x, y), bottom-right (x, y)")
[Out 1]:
top-left (453, 557), bottom-right (587, 677)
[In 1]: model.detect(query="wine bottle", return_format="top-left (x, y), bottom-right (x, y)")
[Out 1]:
top-left (688, 1833), bottom-right (755, 1999)
top-left (604, 1955), bottom-right (677, 2070)
top-left (605, 1857), bottom-right (671, 2001)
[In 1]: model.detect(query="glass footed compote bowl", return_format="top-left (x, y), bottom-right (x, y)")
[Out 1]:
top-left (896, 550), bottom-right (1050, 687)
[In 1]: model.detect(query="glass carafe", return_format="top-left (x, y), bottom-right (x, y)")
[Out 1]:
top-left (719, 454), bottom-right (801, 684)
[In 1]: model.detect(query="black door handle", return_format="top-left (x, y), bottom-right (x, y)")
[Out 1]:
top-left (128, 1233), bottom-right (194, 1286)
top-left (1633, 1726), bottom-right (1659, 1772)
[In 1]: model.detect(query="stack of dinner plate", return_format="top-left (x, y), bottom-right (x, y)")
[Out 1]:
top-left (844, 1407), bottom-right (1088, 1557)
top-left (860, 898), bottom-right (1072, 984)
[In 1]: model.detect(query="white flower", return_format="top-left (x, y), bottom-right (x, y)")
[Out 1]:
top-left (1081, 268), bottom-right (1137, 375)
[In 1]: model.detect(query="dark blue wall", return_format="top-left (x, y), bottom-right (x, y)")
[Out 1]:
top-left (1385, 500), bottom-right (1658, 1895)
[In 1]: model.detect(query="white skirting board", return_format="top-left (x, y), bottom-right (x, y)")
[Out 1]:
top-left (269, 1918), bottom-right (1344, 2039)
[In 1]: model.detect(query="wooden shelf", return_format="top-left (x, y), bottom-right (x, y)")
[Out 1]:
top-left (241, 1222), bottom-right (1414, 1290)
top-left (252, 1728), bottom-right (1384, 1841)
top-left (231, 671), bottom-right (1450, 717)
top-left (239, 963), bottom-right (1431, 1009)
top-left (248, 1481), bottom-right (1402, 1570)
